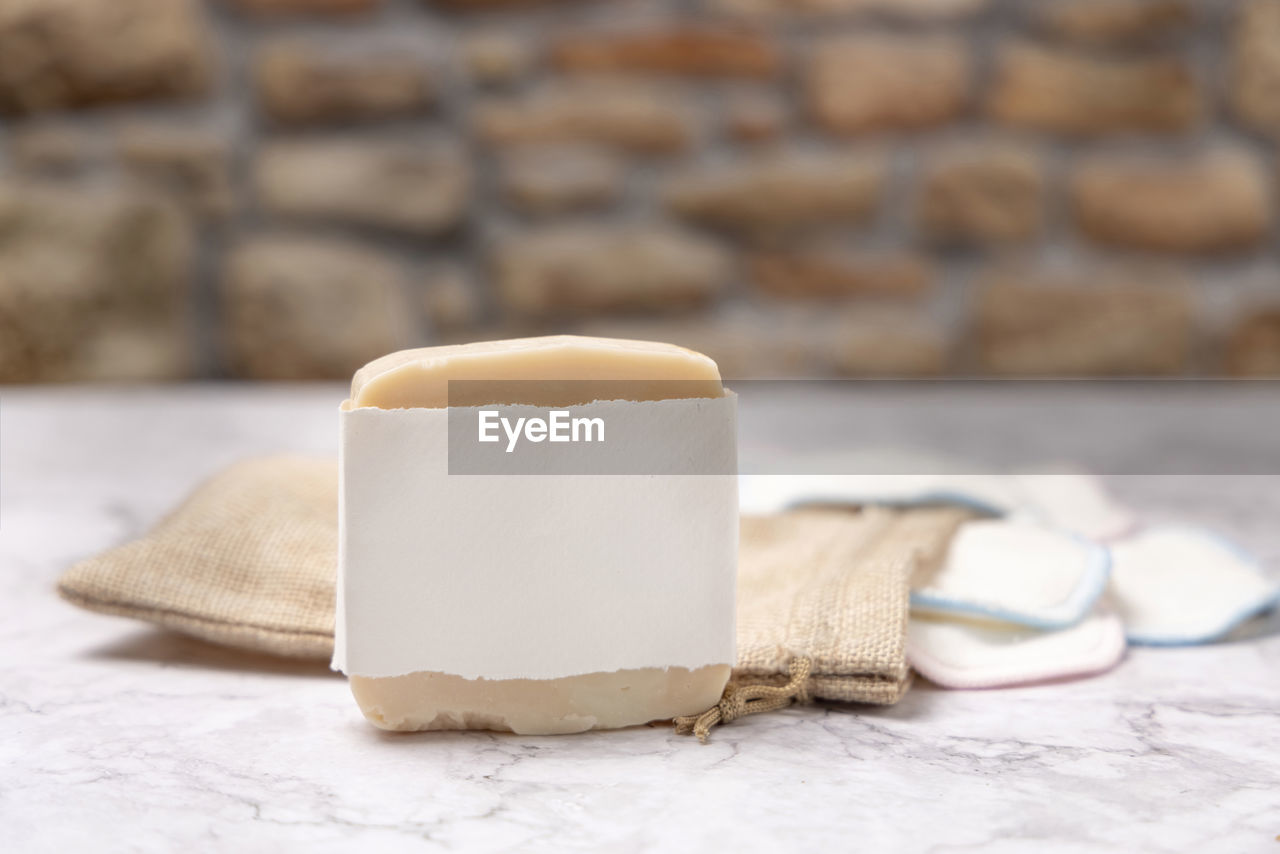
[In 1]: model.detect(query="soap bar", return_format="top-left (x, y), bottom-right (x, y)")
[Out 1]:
top-left (351, 335), bottom-right (724, 409)
top-left (342, 335), bottom-right (733, 733)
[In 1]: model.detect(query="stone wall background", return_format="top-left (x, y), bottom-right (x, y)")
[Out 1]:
top-left (2, 0), bottom-right (1280, 381)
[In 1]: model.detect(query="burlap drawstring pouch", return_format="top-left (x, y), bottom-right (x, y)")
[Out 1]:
top-left (674, 505), bottom-right (971, 741)
top-left (58, 456), bottom-right (338, 659)
top-left (58, 457), bottom-right (971, 740)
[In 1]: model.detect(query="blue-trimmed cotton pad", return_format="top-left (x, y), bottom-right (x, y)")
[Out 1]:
top-left (737, 473), bottom-right (1015, 518)
top-left (910, 518), bottom-right (1111, 630)
top-left (907, 605), bottom-right (1127, 690)
top-left (1110, 527), bottom-right (1280, 645)
top-left (738, 471), bottom-right (1136, 542)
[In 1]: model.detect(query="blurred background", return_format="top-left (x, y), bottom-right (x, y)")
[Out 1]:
top-left (1, 0), bottom-right (1279, 383)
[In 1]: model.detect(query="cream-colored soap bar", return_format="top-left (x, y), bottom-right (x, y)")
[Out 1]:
top-left (344, 335), bottom-right (732, 734)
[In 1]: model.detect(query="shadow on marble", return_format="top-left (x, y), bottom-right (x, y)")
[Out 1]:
top-left (1222, 606), bottom-right (1280, 643)
top-left (83, 627), bottom-right (337, 678)
top-left (825, 683), bottom-right (943, 722)
top-left (351, 695), bottom-right (930, 749)
top-left (360, 719), bottom-right (675, 748)
top-left (906, 665), bottom-right (1136, 694)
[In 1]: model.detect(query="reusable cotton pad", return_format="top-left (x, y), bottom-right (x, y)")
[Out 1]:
top-left (1011, 472), bottom-right (1137, 542)
top-left (909, 517), bottom-right (1111, 630)
top-left (1109, 526), bottom-right (1280, 645)
top-left (738, 472), bottom-right (1014, 518)
top-left (739, 470), bottom-right (1135, 541)
top-left (741, 471), bottom-right (1122, 632)
top-left (907, 606), bottom-right (1127, 689)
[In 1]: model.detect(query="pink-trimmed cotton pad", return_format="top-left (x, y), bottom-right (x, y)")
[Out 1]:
top-left (906, 606), bottom-right (1127, 690)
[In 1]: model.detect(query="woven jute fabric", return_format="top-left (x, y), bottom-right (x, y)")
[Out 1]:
top-left (734, 505), bottom-right (971, 706)
top-left (58, 456), bottom-right (338, 659)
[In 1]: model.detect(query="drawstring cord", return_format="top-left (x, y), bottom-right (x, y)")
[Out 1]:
top-left (674, 657), bottom-right (813, 743)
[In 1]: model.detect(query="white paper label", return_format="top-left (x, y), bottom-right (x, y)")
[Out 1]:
top-left (333, 395), bottom-right (739, 680)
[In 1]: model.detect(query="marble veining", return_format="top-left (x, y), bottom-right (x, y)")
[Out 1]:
top-left (1, 386), bottom-right (1277, 852)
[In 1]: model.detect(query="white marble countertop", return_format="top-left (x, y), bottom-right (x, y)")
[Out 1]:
top-left (2, 385), bottom-right (1277, 853)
